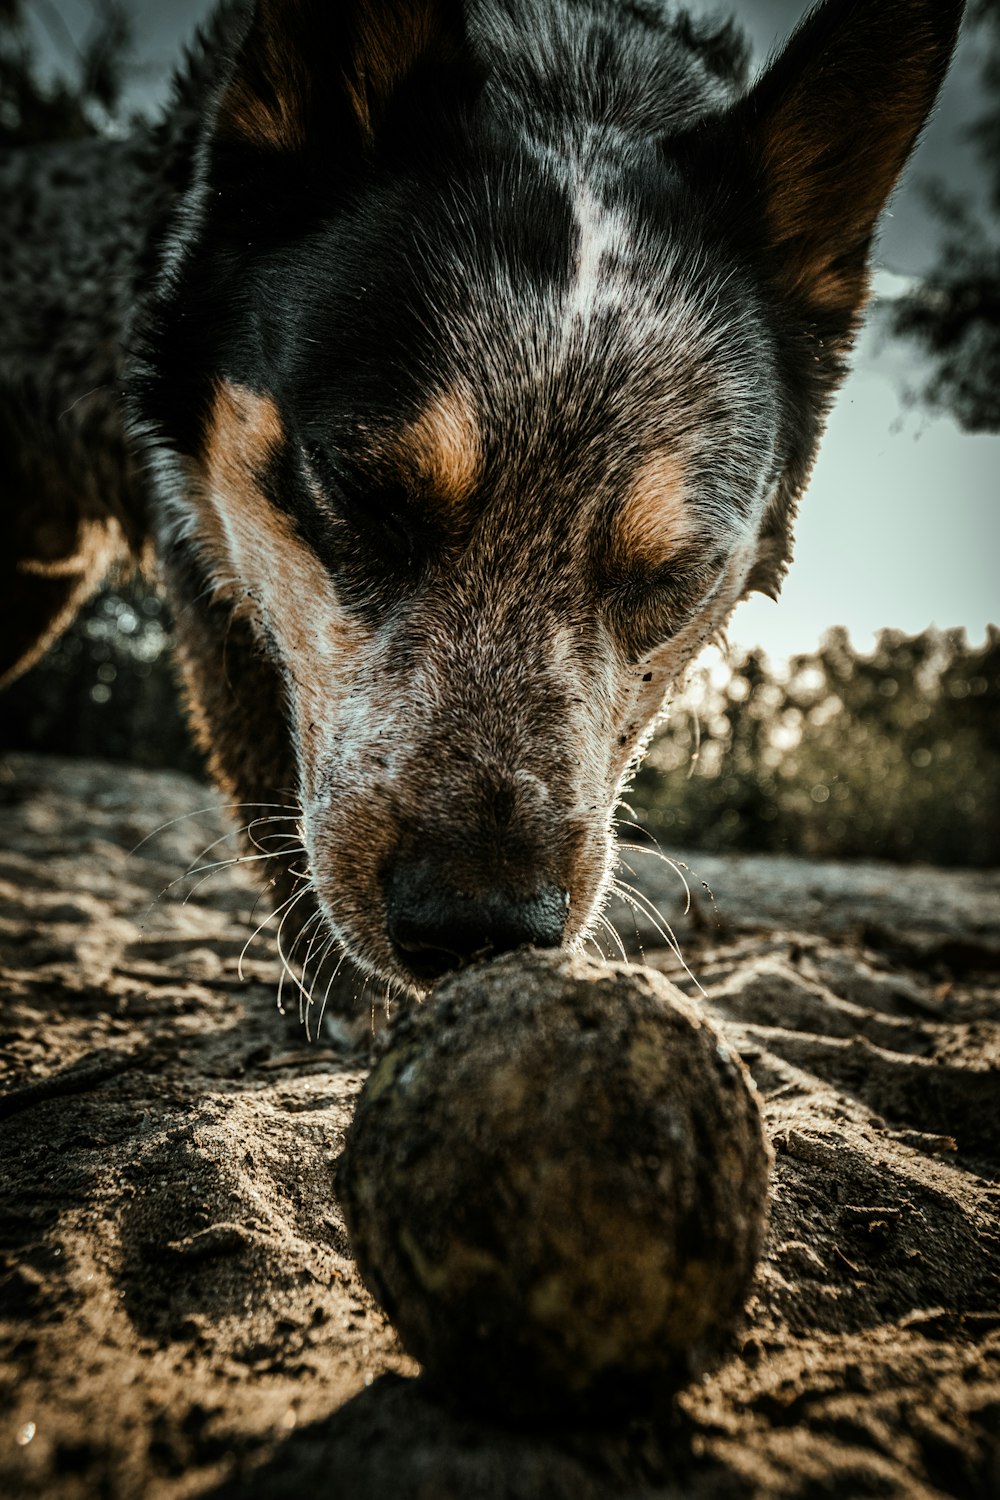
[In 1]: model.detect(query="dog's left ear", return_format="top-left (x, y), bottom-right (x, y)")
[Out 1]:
top-left (716, 0), bottom-right (964, 329)
top-left (693, 0), bottom-right (964, 602)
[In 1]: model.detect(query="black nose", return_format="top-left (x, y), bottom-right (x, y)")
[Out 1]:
top-left (385, 863), bottom-right (569, 983)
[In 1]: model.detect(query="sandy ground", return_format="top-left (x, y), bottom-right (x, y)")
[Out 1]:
top-left (1, 751), bottom-right (998, 1499)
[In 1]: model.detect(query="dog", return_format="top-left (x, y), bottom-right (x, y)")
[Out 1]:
top-left (0, 0), bottom-right (964, 1008)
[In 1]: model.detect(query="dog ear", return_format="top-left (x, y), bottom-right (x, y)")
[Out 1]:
top-left (730, 0), bottom-right (964, 324)
top-left (703, 0), bottom-right (964, 604)
top-left (215, 0), bottom-right (468, 154)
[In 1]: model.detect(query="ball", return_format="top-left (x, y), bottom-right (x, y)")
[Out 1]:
top-left (337, 949), bottom-right (771, 1420)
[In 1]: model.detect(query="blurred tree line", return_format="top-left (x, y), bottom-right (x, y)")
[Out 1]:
top-left (629, 628), bottom-right (999, 868)
top-left (4, 601), bottom-right (997, 868)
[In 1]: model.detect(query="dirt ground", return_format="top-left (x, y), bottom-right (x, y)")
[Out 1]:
top-left (1, 751), bottom-right (998, 1499)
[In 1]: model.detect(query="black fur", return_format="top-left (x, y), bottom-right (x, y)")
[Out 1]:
top-left (2, 0), bottom-right (965, 1006)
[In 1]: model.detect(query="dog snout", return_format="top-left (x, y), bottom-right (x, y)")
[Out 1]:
top-left (385, 860), bottom-right (569, 983)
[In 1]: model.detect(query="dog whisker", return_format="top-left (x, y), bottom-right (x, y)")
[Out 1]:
top-left (238, 885), bottom-right (313, 982)
top-left (178, 848), bottom-right (307, 907)
top-left (181, 814), bottom-right (300, 878)
top-left (293, 908), bottom-right (329, 1027)
top-left (591, 911), bottom-right (630, 963)
top-left (615, 821), bottom-right (693, 912)
top-left (136, 830), bottom-right (302, 933)
top-left (611, 878), bottom-right (706, 998)
top-left (275, 893), bottom-right (323, 1020)
top-left (612, 876), bottom-right (674, 948)
top-left (273, 884), bottom-right (317, 1014)
top-left (128, 801), bottom-right (301, 857)
top-left (302, 935), bottom-right (340, 1040)
top-left (582, 931), bottom-right (611, 963)
top-left (618, 846), bottom-right (693, 917)
top-left (245, 819), bottom-right (303, 856)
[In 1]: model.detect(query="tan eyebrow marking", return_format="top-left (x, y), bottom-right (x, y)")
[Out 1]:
top-left (397, 385), bottom-right (482, 507)
top-left (613, 452), bottom-right (695, 567)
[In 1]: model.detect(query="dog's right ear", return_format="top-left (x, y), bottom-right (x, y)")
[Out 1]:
top-left (213, 0), bottom-right (469, 157)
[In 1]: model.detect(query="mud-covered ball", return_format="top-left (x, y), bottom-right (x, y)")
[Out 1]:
top-left (337, 950), bottom-right (771, 1420)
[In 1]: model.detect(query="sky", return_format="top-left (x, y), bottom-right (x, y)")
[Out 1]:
top-left (28, 0), bottom-right (999, 663)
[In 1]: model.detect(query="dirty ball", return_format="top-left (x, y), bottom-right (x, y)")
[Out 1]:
top-left (337, 949), bottom-right (771, 1420)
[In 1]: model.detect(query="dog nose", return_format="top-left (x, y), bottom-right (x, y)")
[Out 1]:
top-left (385, 863), bottom-right (569, 983)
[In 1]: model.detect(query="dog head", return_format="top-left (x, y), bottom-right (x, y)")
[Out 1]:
top-left (134, 0), bottom-right (963, 990)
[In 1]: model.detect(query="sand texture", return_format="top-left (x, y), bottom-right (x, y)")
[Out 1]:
top-left (1, 752), bottom-right (998, 1499)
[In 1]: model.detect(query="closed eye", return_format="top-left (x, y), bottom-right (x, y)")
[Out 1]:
top-left (302, 443), bottom-right (433, 565)
top-left (615, 548), bottom-right (726, 603)
top-left (607, 549), bottom-right (729, 654)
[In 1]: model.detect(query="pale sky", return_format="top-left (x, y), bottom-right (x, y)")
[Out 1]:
top-left (28, 0), bottom-right (999, 663)
top-left (730, 319), bottom-right (999, 661)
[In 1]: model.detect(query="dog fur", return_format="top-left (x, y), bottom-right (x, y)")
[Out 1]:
top-left (0, 0), bottom-right (964, 1005)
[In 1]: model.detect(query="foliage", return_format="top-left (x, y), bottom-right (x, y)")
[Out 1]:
top-left (0, 0), bottom-right (131, 145)
top-left (4, 609), bottom-right (997, 868)
top-left (0, 577), bottom-right (205, 778)
top-left (889, 0), bottom-right (1000, 431)
top-left (628, 627), bottom-right (1000, 868)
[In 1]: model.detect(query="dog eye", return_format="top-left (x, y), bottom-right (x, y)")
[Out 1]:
top-left (645, 551), bottom-right (727, 591)
top-left (608, 550), bottom-right (729, 656)
top-left (303, 445), bottom-right (427, 564)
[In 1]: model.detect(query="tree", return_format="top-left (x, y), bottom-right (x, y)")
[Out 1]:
top-left (628, 630), bottom-right (1000, 868)
top-left (889, 0), bottom-right (1000, 431)
top-left (0, 0), bottom-right (131, 145)
top-left (0, 1), bottom-right (201, 772)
